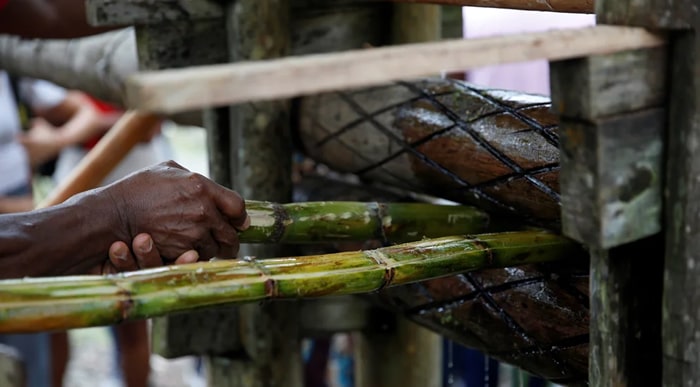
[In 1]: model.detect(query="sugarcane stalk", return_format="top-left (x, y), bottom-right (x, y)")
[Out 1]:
top-left (241, 200), bottom-right (489, 244)
top-left (0, 231), bottom-right (582, 333)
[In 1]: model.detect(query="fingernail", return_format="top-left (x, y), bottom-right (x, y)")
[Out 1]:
top-left (187, 250), bottom-right (200, 263)
top-left (114, 248), bottom-right (127, 261)
top-left (139, 237), bottom-right (153, 254)
top-left (240, 215), bottom-right (251, 231)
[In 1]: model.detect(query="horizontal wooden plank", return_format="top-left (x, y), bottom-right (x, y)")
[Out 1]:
top-left (550, 46), bottom-right (668, 120)
top-left (126, 26), bottom-right (665, 114)
top-left (389, 0), bottom-right (593, 13)
top-left (86, 0), bottom-right (592, 28)
top-left (86, 0), bottom-right (223, 26)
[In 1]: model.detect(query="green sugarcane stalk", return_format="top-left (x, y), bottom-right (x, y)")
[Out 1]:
top-left (0, 231), bottom-right (583, 333)
top-left (240, 201), bottom-right (490, 244)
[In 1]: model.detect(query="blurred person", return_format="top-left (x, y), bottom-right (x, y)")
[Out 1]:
top-left (0, 72), bottom-right (78, 387)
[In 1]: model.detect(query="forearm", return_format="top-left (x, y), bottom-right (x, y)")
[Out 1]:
top-left (55, 108), bottom-right (109, 147)
top-left (0, 197), bottom-right (34, 214)
top-left (0, 188), bottom-right (121, 278)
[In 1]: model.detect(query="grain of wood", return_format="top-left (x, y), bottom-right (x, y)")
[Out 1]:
top-left (126, 26), bottom-right (665, 114)
top-left (388, 0), bottom-right (593, 13)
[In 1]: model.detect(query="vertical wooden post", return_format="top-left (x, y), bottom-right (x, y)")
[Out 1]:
top-left (352, 5), bottom-right (443, 387)
top-left (661, 24), bottom-right (700, 387)
top-left (562, 0), bottom-right (700, 386)
top-left (391, 3), bottom-right (441, 44)
top-left (204, 2), bottom-right (300, 386)
top-left (550, 46), bottom-right (668, 385)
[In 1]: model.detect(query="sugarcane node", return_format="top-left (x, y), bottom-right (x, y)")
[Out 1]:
top-left (270, 203), bottom-right (290, 243)
top-left (116, 286), bottom-right (135, 321)
top-left (263, 277), bottom-right (278, 298)
top-left (375, 202), bottom-right (391, 244)
top-left (470, 237), bottom-right (494, 266)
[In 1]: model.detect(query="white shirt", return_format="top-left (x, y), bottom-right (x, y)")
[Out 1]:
top-left (0, 72), bottom-right (67, 194)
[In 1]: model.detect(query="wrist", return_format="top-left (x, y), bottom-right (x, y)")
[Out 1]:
top-left (54, 130), bottom-right (76, 148)
top-left (69, 186), bottom-right (131, 254)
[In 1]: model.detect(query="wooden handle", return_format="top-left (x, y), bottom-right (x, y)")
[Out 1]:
top-left (37, 111), bottom-right (161, 209)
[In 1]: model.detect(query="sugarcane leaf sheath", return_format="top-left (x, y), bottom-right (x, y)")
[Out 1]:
top-left (0, 231), bottom-right (580, 333)
top-left (240, 200), bottom-right (490, 244)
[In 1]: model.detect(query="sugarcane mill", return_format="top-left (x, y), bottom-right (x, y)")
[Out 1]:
top-left (0, 0), bottom-right (697, 387)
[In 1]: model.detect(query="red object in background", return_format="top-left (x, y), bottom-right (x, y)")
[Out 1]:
top-left (83, 95), bottom-right (123, 149)
top-left (88, 96), bottom-right (121, 115)
top-left (0, 0), bottom-right (8, 11)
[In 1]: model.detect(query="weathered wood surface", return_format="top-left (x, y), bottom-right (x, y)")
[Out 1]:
top-left (662, 27), bottom-right (700, 387)
top-left (550, 47), bottom-right (668, 121)
top-left (391, 0), bottom-right (593, 13)
top-left (0, 344), bottom-right (23, 387)
top-left (588, 237), bottom-right (663, 386)
top-left (391, 3), bottom-right (441, 45)
top-left (124, 26), bottom-right (666, 114)
top-left (0, 1), bottom-right (392, 107)
top-left (355, 317), bottom-right (443, 387)
top-left (86, 0), bottom-right (223, 26)
top-left (552, 33), bottom-right (668, 386)
top-left (298, 78), bottom-right (561, 225)
top-left (596, 0), bottom-right (694, 29)
top-left (214, 1), bottom-right (302, 386)
top-left (557, 109), bottom-right (665, 248)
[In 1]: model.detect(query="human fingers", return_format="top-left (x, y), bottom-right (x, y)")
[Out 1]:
top-left (108, 241), bottom-right (139, 272)
top-left (131, 233), bottom-right (164, 269)
top-left (207, 183), bottom-right (249, 230)
top-left (192, 230), bottom-right (220, 261)
top-left (174, 250), bottom-right (200, 265)
top-left (207, 208), bottom-right (242, 259)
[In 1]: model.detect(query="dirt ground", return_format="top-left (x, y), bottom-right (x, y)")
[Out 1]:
top-left (64, 327), bottom-right (203, 387)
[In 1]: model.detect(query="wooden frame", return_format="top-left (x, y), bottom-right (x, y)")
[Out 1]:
top-left (125, 25), bottom-right (664, 113)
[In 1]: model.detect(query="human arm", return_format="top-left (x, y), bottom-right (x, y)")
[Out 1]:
top-left (0, 161), bottom-right (249, 279)
top-left (19, 91), bottom-right (123, 169)
top-left (0, 197), bottom-right (34, 214)
top-left (0, 0), bottom-right (118, 38)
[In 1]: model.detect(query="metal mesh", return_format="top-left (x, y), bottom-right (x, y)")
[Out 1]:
top-left (296, 79), bottom-right (591, 385)
top-left (377, 261), bottom-right (589, 385)
top-left (298, 78), bottom-right (562, 224)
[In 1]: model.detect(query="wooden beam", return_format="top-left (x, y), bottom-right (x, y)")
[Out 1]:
top-left (85, 0), bottom-right (223, 26)
top-left (126, 26), bottom-right (665, 114)
top-left (389, 0), bottom-right (593, 13)
top-left (551, 47), bottom-right (668, 248)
